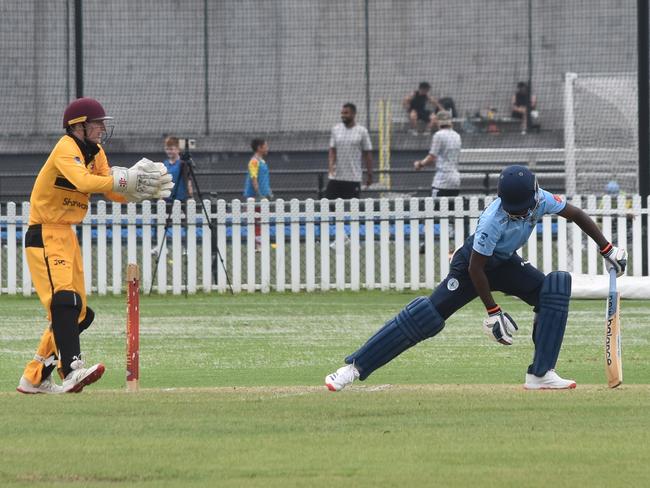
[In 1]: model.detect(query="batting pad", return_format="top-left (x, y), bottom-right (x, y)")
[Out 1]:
top-left (529, 271), bottom-right (572, 376)
top-left (345, 297), bottom-right (444, 380)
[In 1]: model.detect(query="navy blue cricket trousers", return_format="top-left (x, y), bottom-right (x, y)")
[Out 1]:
top-left (430, 239), bottom-right (545, 320)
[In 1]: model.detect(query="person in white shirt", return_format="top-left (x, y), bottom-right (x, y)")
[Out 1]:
top-left (413, 110), bottom-right (461, 197)
top-left (326, 103), bottom-right (373, 199)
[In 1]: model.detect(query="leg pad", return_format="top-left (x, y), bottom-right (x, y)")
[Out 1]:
top-left (529, 271), bottom-right (571, 376)
top-left (50, 291), bottom-right (82, 377)
top-left (345, 297), bottom-right (444, 380)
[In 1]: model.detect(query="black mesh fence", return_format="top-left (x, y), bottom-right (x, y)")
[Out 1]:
top-left (0, 0), bottom-right (641, 199)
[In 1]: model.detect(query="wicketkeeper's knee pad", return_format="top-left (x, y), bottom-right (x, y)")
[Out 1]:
top-left (530, 271), bottom-right (571, 376)
top-left (51, 290), bottom-right (83, 312)
top-left (345, 297), bottom-right (444, 380)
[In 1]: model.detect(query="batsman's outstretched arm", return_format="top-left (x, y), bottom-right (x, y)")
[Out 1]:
top-left (558, 203), bottom-right (608, 249)
top-left (558, 203), bottom-right (627, 275)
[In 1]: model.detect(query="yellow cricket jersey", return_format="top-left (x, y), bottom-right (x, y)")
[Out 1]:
top-left (29, 134), bottom-right (127, 225)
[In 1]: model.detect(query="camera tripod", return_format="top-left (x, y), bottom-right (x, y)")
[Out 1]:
top-left (148, 144), bottom-right (232, 295)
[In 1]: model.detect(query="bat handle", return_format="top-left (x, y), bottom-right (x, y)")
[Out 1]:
top-left (608, 267), bottom-right (617, 293)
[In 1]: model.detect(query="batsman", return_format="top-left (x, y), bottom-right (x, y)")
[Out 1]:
top-left (326, 165), bottom-right (627, 391)
top-left (17, 97), bottom-right (173, 394)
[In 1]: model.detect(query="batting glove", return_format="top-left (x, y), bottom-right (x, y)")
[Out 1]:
top-left (600, 243), bottom-right (627, 277)
top-left (483, 306), bottom-right (518, 346)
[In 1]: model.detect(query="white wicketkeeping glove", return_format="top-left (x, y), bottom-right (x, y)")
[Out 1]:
top-left (134, 159), bottom-right (174, 199)
top-left (600, 243), bottom-right (627, 277)
top-left (483, 307), bottom-right (518, 346)
top-left (111, 159), bottom-right (173, 202)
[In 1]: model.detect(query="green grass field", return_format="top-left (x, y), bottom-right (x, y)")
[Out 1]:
top-left (1, 291), bottom-right (649, 487)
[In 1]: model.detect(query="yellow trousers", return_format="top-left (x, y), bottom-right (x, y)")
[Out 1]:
top-left (22, 224), bottom-right (88, 384)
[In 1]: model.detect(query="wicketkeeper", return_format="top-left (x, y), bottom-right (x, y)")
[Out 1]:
top-left (326, 165), bottom-right (627, 391)
top-left (17, 97), bottom-right (173, 394)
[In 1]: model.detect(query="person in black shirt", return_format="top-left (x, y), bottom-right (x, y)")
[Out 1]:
top-left (511, 81), bottom-right (537, 135)
top-left (403, 81), bottom-right (444, 134)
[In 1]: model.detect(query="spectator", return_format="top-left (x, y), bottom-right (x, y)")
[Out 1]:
top-left (162, 136), bottom-right (193, 202)
top-left (403, 81), bottom-right (444, 135)
top-left (511, 82), bottom-right (537, 135)
top-left (327, 103), bottom-right (373, 199)
top-left (413, 111), bottom-right (461, 197)
top-left (243, 138), bottom-right (273, 200)
top-left (243, 138), bottom-right (273, 251)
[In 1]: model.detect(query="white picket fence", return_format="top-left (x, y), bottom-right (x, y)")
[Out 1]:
top-left (1, 195), bottom-right (648, 296)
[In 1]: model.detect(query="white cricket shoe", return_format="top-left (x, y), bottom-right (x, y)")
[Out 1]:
top-left (524, 369), bottom-right (576, 390)
top-left (62, 357), bottom-right (105, 393)
top-left (325, 364), bottom-right (360, 392)
top-left (16, 375), bottom-right (64, 394)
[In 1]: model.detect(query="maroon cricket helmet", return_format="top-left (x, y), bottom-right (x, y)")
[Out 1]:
top-left (63, 97), bottom-right (113, 128)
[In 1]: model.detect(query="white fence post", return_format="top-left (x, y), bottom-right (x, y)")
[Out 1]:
top-left (231, 199), bottom-right (242, 293)
top-left (141, 201), bottom-right (152, 294)
top-left (557, 212), bottom-right (568, 271)
top-left (364, 198), bottom-right (375, 290)
top-left (424, 197), bottom-right (434, 289)
top-left (260, 199), bottom-right (271, 293)
top-left (379, 198), bottom-right (390, 290)
top-left (602, 196), bottom-right (612, 275)
top-left (186, 199), bottom-right (197, 294)
top-left (7, 202), bottom-right (17, 294)
top-left (334, 199), bottom-right (345, 291)
top-left (127, 202), bottom-right (137, 266)
top-left (276, 199), bottom-right (286, 292)
top-left (246, 199), bottom-right (256, 293)
top-left (350, 199), bottom-right (360, 291)
top-left (542, 214), bottom-right (553, 274)
top-left (454, 196), bottom-right (464, 251)
top-left (171, 201), bottom-right (182, 295)
top-left (394, 198), bottom-right (405, 291)
top-left (617, 195), bottom-right (628, 275)
top-left (214, 199), bottom-right (226, 293)
top-left (439, 198), bottom-right (450, 280)
top-left (111, 202), bottom-right (122, 294)
top-left (319, 199), bottom-right (330, 291)
top-left (409, 197), bottom-right (420, 291)
top-left (571, 196), bottom-right (582, 274)
top-left (305, 199), bottom-right (316, 292)
top-left (290, 199), bottom-right (301, 293)
top-left (155, 200), bottom-right (167, 294)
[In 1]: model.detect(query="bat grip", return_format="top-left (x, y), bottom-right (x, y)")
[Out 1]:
top-left (608, 267), bottom-right (617, 293)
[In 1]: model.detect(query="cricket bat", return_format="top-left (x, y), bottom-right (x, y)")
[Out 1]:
top-left (605, 268), bottom-right (622, 388)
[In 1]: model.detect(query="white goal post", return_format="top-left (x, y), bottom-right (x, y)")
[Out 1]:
top-left (564, 72), bottom-right (638, 196)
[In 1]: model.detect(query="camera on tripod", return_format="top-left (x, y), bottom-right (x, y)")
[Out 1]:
top-left (178, 138), bottom-right (196, 161)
